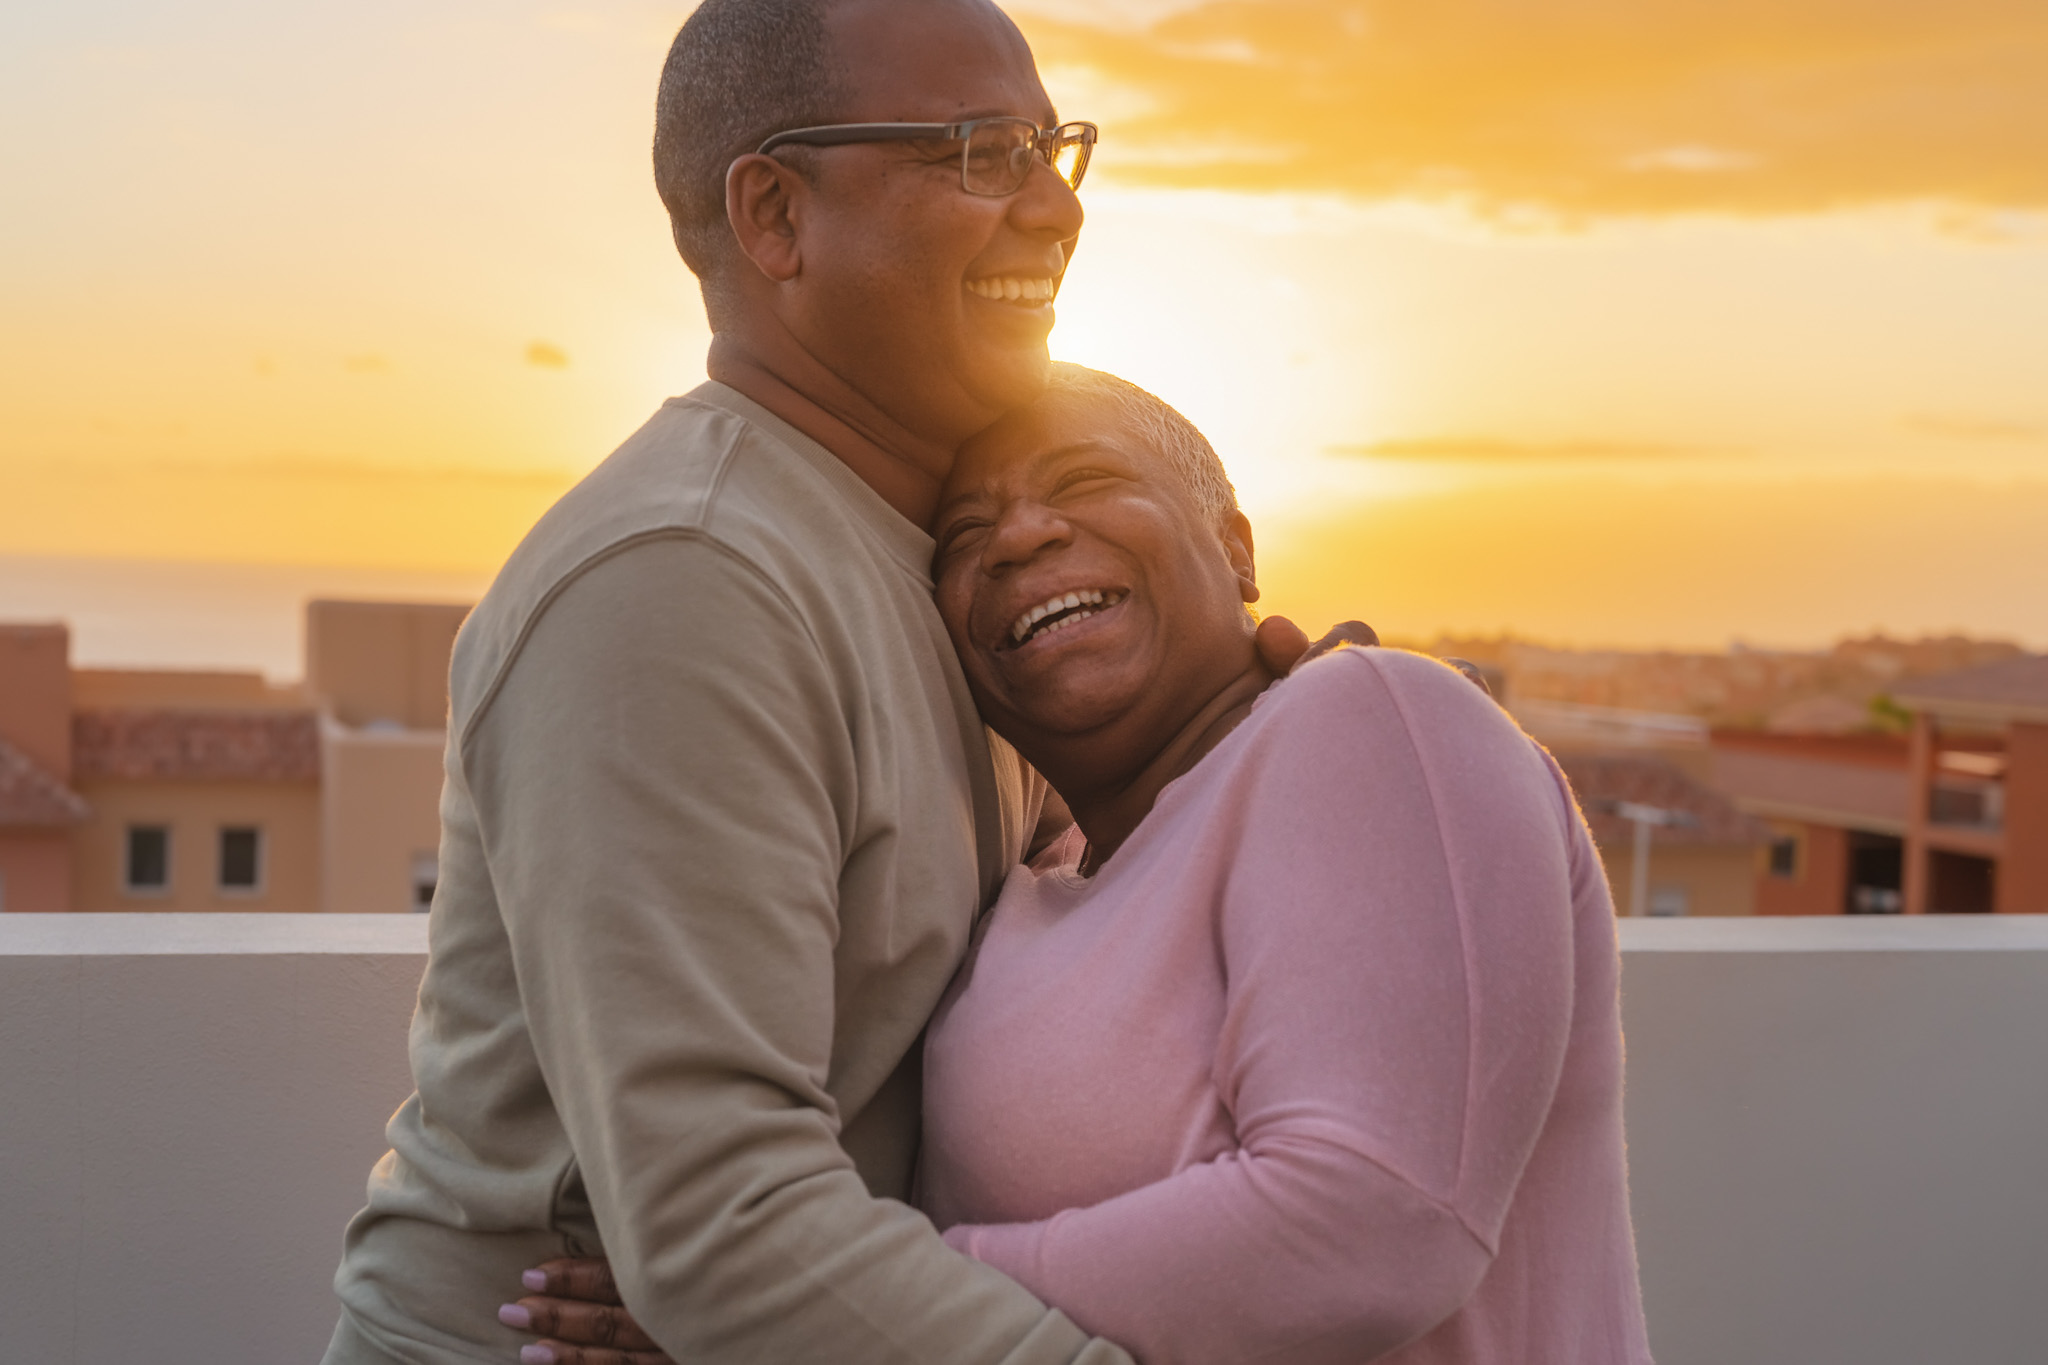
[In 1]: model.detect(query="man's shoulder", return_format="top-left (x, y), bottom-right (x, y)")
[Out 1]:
top-left (450, 385), bottom-right (903, 727)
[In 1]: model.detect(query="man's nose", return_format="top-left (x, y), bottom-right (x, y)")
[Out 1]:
top-left (1008, 155), bottom-right (1085, 244)
top-left (983, 503), bottom-right (1073, 573)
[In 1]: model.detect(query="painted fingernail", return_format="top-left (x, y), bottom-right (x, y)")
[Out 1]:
top-left (498, 1304), bottom-right (533, 1329)
top-left (520, 1346), bottom-right (557, 1365)
top-left (521, 1269), bottom-right (549, 1292)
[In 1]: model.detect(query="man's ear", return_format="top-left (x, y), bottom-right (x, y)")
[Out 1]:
top-left (725, 153), bottom-right (805, 284)
top-left (1223, 510), bottom-right (1260, 605)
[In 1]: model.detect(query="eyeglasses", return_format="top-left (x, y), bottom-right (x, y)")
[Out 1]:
top-left (756, 117), bottom-right (1097, 197)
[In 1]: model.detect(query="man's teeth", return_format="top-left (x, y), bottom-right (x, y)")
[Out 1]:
top-left (966, 276), bottom-right (1056, 303)
top-left (1009, 589), bottom-right (1124, 644)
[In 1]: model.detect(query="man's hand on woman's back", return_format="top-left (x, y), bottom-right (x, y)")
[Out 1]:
top-left (1254, 617), bottom-right (1378, 676)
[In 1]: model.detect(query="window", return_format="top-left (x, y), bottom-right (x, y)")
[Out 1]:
top-left (218, 826), bottom-right (263, 894)
top-left (125, 825), bottom-right (172, 894)
top-left (1767, 834), bottom-right (1800, 880)
top-left (1647, 885), bottom-right (1690, 918)
top-left (411, 851), bottom-right (439, 913)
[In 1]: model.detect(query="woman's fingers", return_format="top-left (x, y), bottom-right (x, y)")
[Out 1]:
top-left (518, 1339), bottom-right (674, 1365)
top-left (503, 1296), bottom-right (661, 1352)
top-left (521, 1257), bottom-right (623, 1304)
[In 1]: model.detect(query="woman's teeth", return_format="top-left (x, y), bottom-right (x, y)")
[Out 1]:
top-left (966, 276), bottom-right (1056, 303)
top-left (1009, 588), bottom-right (1125, 645)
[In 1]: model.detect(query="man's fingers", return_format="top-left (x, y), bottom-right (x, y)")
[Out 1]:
top-left (509, 1297), bottom-right (661, 1352)
top-left (1311, 620), bottom-right (1380, 656)
top-left (522, 1339), bottom-right (673, 1365)
top-left (1252, 615), bottom-right (1313, 677)
top-left (1255, 616), bottom-right (1381, 677)
top-left (1439, 656), bottom-right (1495, 697)
top-left (523, 1257), bottom-right (624, 1304)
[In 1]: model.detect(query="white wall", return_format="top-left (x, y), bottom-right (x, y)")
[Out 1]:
top-left (0, 915), bottom-right (425, 1364)
top-left (1617, 915), bottom-right (2048, 1365)
top-left (2, 914), bottom-right (2045, 1365)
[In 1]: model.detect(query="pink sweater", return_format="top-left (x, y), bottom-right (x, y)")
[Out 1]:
top-left (922, 649), bottom-right (1653, 1364)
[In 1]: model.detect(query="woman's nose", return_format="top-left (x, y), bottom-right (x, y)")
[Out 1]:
top-left (983, 504), bottom-right (1073, 573)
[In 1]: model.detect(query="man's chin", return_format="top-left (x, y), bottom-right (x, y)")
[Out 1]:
top-left (961, 344), bottom-right (1054, 420)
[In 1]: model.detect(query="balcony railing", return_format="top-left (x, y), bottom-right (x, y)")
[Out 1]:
top-left (4, 912), bottom-right (2046, 1365)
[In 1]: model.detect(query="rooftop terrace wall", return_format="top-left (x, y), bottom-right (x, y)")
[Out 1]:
top-left (3, 914), bottom-right (2045, 1365)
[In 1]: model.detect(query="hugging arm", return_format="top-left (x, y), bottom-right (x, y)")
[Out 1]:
top-left (473, 537), bottom-right (1124, 1365)
top-left (944, 653), bottom-right (1576, 1364)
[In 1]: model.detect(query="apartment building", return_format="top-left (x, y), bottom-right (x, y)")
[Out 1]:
top-left (0, 600), bottom-right (468, 913)
top-left (1710, 655), bottom-right (2048, 914)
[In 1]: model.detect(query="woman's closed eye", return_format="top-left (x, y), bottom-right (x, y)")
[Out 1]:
top-left (1053, 468), bottom-right (1120, 497)
top-left (936, 517), bottom-right (991, 560)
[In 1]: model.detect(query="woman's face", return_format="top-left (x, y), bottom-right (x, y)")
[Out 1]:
top-left (932, 393), bottom-right (1259, 758)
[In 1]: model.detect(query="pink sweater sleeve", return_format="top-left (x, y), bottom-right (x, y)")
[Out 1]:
top-left (945, 651), bottom-right (1581, 1364)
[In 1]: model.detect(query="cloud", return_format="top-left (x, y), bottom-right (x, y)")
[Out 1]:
top-left (1902, 414), bottom-right (2044, 442)
top-left (524, 341), bottom-right (570, 369)
top-left (1329, 437), bottom-right (1703, 461)
top-left (1021, 0), bottom-right (2048, 216)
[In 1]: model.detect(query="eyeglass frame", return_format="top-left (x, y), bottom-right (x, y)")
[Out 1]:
top-left (755, 117), bottom-right (1098, 197)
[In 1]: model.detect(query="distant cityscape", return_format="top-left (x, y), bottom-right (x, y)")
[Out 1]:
top-left (2, 609), bottom-right (2043, 918)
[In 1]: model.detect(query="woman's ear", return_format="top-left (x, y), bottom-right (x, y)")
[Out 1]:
top-left (725, 154), bottom-right (804, 284)
top-left (1223, 510), bottom-right (1260, 605)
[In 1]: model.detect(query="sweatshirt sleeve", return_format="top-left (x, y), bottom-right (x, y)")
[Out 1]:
top-left (463, 535), bottom-right (1128, 1365)
top-left (945, 650), bottom-right (1578, 1364)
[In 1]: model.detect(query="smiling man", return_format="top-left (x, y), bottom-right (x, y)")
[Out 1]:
top-left (320, 2), bottom-right (1130, 1362)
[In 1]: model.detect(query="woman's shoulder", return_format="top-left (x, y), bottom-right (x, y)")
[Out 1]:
top-left (1242, 646), bottom-right (1568, 816)
top-left (1260, 645), bottom-right (1507, 735)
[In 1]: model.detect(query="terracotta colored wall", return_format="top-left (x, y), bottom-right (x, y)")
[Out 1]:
top-left (0, 624), bottom-right (73, 780)
top-left (1756, 821), bottom-right (1850, 916)
top-left (0, 832), bottom-right (71, 912)
top-left (305, 601), bottom-right (468, 730)
top-left (69, 779), bottom-right (321, 913)
top-left (1998, 723), bottom-right (2048, 914)
top-left (1591, 841), bottom-right (1759, 916)
top-left (319, 727), bottom-right (445, 914)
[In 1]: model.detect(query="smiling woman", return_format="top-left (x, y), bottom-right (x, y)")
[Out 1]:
top-left (917, 364), bottom-right (1655, 1363)
top-left (933, 365), bottom-right (1261, 852)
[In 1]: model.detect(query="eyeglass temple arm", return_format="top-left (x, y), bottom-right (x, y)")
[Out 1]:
top-left (757, 123), bottom-right (961, 155)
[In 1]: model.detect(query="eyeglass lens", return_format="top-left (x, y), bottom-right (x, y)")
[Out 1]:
top-left (962, 121), bottom-right (1091, 195)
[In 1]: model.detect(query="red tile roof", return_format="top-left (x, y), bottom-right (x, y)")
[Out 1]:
top-left (1709, 729), bottom-right (1911, 769)
top-left (1557, 753), bottom-right (1767, 849)
top-left (0, 736), bottom-right (90, 826)
top-left (73, 710), bottom-right (321, 782)
top-left (1894, 656), bottom-right (2048, 724)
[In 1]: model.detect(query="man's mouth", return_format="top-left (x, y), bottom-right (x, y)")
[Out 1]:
top-left (1006, 588), bottom-right (1127, 648)
top-left (965, 274), bottom-right (1057, 306)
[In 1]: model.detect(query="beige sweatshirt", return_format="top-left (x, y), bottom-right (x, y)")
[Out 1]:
top-left (325, 384), bottom-right (1128, 1365)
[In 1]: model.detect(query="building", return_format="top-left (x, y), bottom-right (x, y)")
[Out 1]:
top-left (1894, 656), bottom-right (2048, 915)
top-left (1556, 753), bottom-right (1767, 917)
top-left (1709, 655), bottom-right (2048, 914)
top-left (0, 600), bottom-right (468, 913)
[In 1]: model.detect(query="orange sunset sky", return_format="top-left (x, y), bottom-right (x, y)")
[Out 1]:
top-left (4, 0), bottom-right (2047, 665)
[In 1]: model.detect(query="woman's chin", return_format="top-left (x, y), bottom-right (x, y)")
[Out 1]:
top-left (1000, 678), bottom-right (1145, 745)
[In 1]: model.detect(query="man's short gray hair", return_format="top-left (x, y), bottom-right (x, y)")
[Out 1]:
top-left (653, 0), bottom-right (847, 320)
top-left (1044, 364), bottom-right (1240, 528)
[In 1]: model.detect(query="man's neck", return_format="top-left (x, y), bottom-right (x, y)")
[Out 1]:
top-left (707, 330), bottom-right (958, 530)
top-left (1051, 658), bottom-right (1272, 874)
